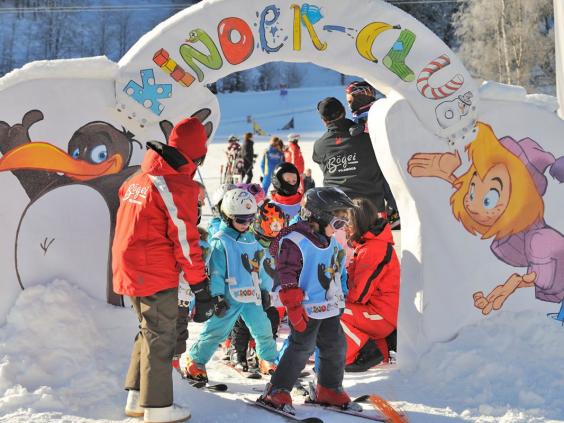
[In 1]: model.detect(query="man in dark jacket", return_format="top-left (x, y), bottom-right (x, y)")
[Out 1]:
top-left (312, 97), bottom-right (386, 212)
top-left (241, 132), bottom-right (255, 184)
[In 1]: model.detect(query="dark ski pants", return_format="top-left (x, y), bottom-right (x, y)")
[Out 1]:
top-left (270, 315), bottom-right (346, 391)
top-left (233, 306), bottom-right (280, 361)
top-left (125, 287), bottom-right (177, 408)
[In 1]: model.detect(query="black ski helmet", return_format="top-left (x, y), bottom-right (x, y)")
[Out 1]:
top-left (272, 162), bottom-right (300, 196)
top-left (345, 81), bottom-right (376, 113)
top-left (301, 187), bottom-right (355, 225)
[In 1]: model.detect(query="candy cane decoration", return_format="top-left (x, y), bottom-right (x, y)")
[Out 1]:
top-left (417, 54), bottom-right (464, 100)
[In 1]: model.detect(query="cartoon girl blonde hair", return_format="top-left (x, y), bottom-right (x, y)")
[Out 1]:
top-left (407, 121), bottom-right (564, 319)
top-left (450, 122), bottom-right (543, 240)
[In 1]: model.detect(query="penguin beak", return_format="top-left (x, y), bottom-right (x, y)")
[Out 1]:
top-left (0, 142), bottom-right (123, 181)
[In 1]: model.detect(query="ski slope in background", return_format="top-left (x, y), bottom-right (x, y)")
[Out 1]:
top-left (0, 87), bottom-right (563, 423)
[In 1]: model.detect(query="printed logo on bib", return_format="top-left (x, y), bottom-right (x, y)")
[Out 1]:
top-left (326, 153), bottom-right (359, 174)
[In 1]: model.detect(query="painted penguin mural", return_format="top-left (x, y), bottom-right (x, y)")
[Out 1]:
top-left (0, 108), bottom-right (214, 305)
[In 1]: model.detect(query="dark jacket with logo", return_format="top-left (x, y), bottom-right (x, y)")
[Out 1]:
top-left (312, 118), bottom-right (385, 211)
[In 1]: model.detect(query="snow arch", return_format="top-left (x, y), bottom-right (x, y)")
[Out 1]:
top-left (1, 0), bottom-right (563, 370)
top-left (116, 0), bottom-right (478, 146)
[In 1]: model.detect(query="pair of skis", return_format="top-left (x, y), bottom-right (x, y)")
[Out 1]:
top-left (244, 394), bottom-right (407, 422)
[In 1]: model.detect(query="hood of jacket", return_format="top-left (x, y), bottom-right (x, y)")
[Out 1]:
top-left (141, 149), bottom-right (197, 177)
top-left (354, 219), bottom-right (394, 247)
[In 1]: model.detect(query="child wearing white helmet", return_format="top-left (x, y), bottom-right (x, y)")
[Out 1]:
top-left (185, 189), bottom-right (279, 381)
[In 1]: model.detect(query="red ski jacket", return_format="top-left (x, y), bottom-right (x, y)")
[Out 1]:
top-left (112, 149), bottom-right (206, 297)
top-left (284, 143), bottom-right (305, 175)
top-left (346, 220), bottom-right (400, 326)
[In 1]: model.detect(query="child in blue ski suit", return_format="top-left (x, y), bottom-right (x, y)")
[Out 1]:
top-left (186, 189), bottom-right (279, 381)
top-left (230, 199), bottom-right (289, 371)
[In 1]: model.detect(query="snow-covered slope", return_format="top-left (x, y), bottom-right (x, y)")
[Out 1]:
top-left (0, 281), bottom-right (562, 422)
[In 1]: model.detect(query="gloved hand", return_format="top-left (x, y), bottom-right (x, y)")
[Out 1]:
top-left (191, 280), bottom-right (214, 323)
top-left (213, 295), bottom-right (229, 317)
top-left (261, 289), bottom-right (271, 310)
top-left (279, 287), bottom-right (308, 333)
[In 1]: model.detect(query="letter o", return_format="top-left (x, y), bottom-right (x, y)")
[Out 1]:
top-left (217, 17), bottom-right (254, 65)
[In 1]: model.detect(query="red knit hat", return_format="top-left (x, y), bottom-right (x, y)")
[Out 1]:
top-left (168, 117), bottom-right (208, 161)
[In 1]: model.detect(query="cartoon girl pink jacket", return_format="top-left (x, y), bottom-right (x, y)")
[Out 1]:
top-left (407, 122), bottom-right (564, 319)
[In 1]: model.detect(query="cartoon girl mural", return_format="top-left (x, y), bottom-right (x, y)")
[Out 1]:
top-left (408, 122), bottom-right (564, 321)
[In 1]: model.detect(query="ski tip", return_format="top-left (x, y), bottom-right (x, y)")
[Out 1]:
top-left (368, 395), bottom-right (409, 423)
top-left (208, 383), bottom-right (229, 391)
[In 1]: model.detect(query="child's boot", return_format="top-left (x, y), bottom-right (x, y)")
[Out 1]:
top-left (185, 357), bottom-right (207, 382)
top-left (259, 383), bottom-right (295, 414)
top-left (313, 384), bottom-right (361, 411)
top-left (144, 404), bottom-right (190, 423)
top-left (258, 359), bottom-right (277, 375)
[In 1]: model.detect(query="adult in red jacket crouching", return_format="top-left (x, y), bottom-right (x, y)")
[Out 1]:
top-left (112, 117), bottom-right (214, 422)
top-left (341, 197), bottom-right (400, 371)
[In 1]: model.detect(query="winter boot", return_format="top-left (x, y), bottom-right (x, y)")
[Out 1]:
top-left (258, 359), bottom-right (277, 375)
top-left (233, 353), bottom-right (249, 372)
top-left (345, 339), bottom-right (384, 372)
top-left (144, 404), bottom-right (190, 423)
top-left (312, 383), bottom-right (360, 410)
top-left (124, 389), bottom-right (144, 417)
top-left (259, 383), bottom-right (295, 414)
top-left (185, 357), bottom-right (207, 382)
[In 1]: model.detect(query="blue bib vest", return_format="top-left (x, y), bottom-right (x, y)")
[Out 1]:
top-left (270, 200), bottom-right (301, 219)
top-left (214, 231), bottom-right (262, 305)
top-left (279, 232), bottom-right (345, 319)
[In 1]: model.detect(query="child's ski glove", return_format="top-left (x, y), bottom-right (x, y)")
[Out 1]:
top-left (213, 295), bottom-right (229, 317)
top-left (279, 287), bottom-right (308, 332)
top-left (191, 279), bottom-right (214, 323)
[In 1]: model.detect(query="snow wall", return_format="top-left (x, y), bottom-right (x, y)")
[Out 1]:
top-left (0, 0), bottom-right (562, 368)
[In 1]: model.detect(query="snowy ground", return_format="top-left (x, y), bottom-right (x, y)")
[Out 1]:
top-left (1, 87), bottom-right (563, 422)
top-left (1, 280), bottom-right (563, 422)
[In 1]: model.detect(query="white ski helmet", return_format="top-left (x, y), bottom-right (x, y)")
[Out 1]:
top-left (212, 183), bottom-right (236, 212)
top-left (220, 188), bottom-right (258, 219)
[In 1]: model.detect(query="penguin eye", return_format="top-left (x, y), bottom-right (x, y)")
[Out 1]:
top-left (90, 145), bottom-right (108, 163)
top-left (71, 147), bottom-right (80, 160)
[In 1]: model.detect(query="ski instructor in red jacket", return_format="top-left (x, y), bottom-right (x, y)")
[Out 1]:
top-left (341, 197), bottom-right (399, 371)
top-left (113, 117), bottom-right (214, 423)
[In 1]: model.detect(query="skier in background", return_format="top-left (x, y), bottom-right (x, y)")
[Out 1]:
top-left (242, 132), bottom-right (256, 184)
top-left (223, 135), bottom-right (244, 184)
top-left (260, 136), bottom-right (284, 192)
top-left (269, 162), bottom-right (303, 220)
top-left (284, 133), bottom-right (305, 190)
top-left (303, 168), bottom-right (316, 192)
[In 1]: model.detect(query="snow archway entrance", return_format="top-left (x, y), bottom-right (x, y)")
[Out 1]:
top-left (1, 0), bottom-right (563, 369)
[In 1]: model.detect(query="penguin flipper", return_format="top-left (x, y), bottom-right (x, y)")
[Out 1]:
top-left (317, 264), bottom-right (331, 291)
top-left (241, 254), bottom-right (253, 273)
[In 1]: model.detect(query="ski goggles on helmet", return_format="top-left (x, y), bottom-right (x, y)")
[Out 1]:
top-left (329, 216), bottom-right (349, 230)
top-left (233, 214), bottom-right (255, 225)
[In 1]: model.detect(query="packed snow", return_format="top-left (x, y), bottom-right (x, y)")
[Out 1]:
top-left (1, 86), bottom-right (563, 422)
